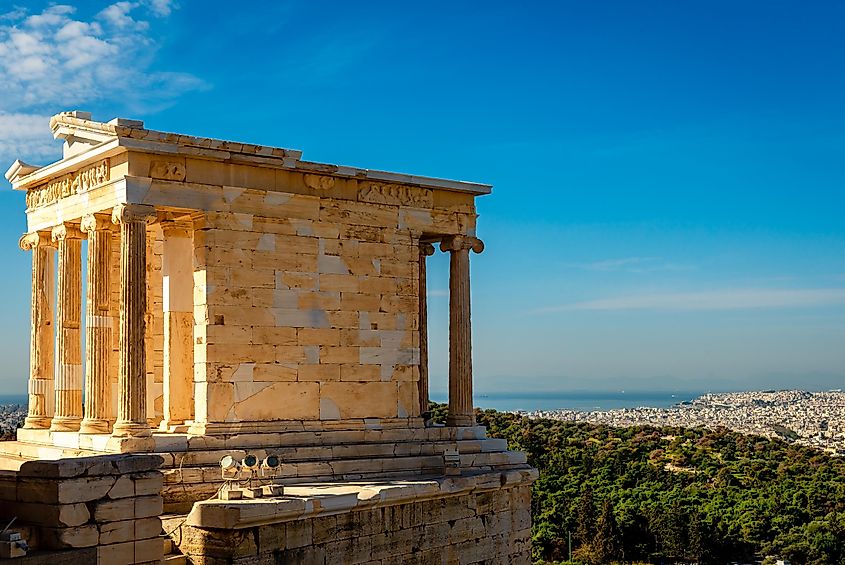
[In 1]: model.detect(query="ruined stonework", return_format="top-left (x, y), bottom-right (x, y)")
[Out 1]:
top-left (2, 112), bottom-right (536, 563)
top-left (174, 473), bottom-right (535, 565)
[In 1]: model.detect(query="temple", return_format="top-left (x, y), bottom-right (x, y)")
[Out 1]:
top-left (0, 112), bottom-right (535, 564)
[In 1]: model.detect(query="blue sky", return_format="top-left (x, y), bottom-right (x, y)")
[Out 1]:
top-left (0, 0), bottom-right (843, 395)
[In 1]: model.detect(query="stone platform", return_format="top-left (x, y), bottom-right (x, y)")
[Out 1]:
top-left (0, 425), bottom-right (530, 513)
top-left (173, 470), bottom-right (537, 564)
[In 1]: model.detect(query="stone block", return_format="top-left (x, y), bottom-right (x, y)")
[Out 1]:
top-left (57, 475), bottom-right (116, 503)
top-left (319, 346), bottom-right (359, 364)
top-left (98, 518), bottom-right (135, 545)
top-left (97, 539), bottom-right (134, 564)
top-left (298, 363), bottom-right (341, 382)
top-left (340, 363), bottom-right (381, 381)
top-left (232, 381), bottom-right (320, 420)
top-left (134, 536), bottom-right (164, 563)
top-left (41, 524), bottom-right (99, 549)
top-left (318, 274), bottom-right (360, 293)
top-left (319, 382), bottom-right (398, 419)
top-left (250, 363), bottom-right (297, 382)
top-left (253, 326), bottom-right (298, 345)
top-left (285, 521), bottom-right (312, 549)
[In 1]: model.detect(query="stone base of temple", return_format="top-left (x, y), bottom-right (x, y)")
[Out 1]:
top-left (172, 470), bottom-right (536, 564)
top-left (1, 425), bottom-right (530, 514)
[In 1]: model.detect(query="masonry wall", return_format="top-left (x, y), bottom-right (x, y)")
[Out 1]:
top-left (186, 171), bottom-right (478, 428)
top-left (0, 454), bottom-right (165, 564)
top-left (177, 483), bottom-right (532, 565)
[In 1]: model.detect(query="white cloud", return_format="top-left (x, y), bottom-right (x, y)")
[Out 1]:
top-left (0, 113), bottom-right (61, 164)
top-left (537, 288), bottom-right (845, 313)
top-left (0, 2), bottom-right (204, 169)
top-left (146, 0), bottom-right (174, 17)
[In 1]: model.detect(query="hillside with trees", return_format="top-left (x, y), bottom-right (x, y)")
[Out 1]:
top-left (429, 404), bottom-right (845, 564)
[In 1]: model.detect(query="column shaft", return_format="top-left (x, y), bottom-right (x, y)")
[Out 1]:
top-left (418, 242), bottom-right (435, 416)
top-left (20, 232), bottom-right (55, 429)
top-left (161, 222), bottom-right (194, 428)
top-left (50, 224), bottom-right (83, 431)
top-left (112, 204), bottom-right (156, 438)
top-left (441, 236), bottom-right (484, 427)
top-left (80, 215), bottom-right (113, 433)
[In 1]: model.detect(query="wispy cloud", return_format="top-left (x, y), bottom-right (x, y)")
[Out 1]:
top-left (536, 288), bottom-right (845, 313)
top-left (566, 256), bottom-right (696, 274)
top-left (0, 1), bottom-right (203, 167)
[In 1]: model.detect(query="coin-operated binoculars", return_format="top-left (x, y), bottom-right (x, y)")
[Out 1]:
top-left (217, 454), bottom-right (285, 500)
top-left (260, 455), bottom-right (284, 496)
top-left (219, 455), bottom-right (243, 500)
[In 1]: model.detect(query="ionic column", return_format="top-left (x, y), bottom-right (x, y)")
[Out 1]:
top-left (50, 224), bottom-right (84, 432)
top-left (440, 235), bottom-right (484, 427)
top-left (20, 232), bottom-right (56, 429)
top-left (112, 204), bottom-right (156, 438)
top-left (79, 214), bottom-right (114, 434)
top-left (161, 221), bottom-right (194, 428)
top-left (418, 242), bottom-right (435, 416)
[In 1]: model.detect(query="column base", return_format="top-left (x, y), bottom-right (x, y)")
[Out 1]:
top-left (446, 415), bottom-right (476, 427)
top-left (159, 420), bottom-right (190, 433)
top-left (111, 421), bottom-right (152, 438)
top-left (49, 416), bottom-right (82, 432)
top-left (79, 418), bottom-right (113, 434)
top-left (105, 434), bottom-right (155, 453)
top-left (22, 415), bottom-right (52, 429)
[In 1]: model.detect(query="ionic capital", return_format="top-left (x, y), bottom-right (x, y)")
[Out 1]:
top-left (420, 242), bottom-right (436, 257)
top-left (440, 235), bottom-right (484, 255)
top-left (160, 220), bottom-right (193, 238)
top-left (19, 231), bottom-right (54, 251)
top-left (112, 203), bottom-right (157, 226)
top-left (51, 223), bottom-right (83, 242)
top-left (81, 213), bottom-right (113, 233)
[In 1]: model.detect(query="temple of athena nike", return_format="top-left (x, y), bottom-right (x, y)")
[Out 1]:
top-left (0, 112), bottom-right (535, 564)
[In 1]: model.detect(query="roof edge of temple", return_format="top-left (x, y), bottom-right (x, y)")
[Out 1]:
top-left (13, 112), bottom-right (493, 196)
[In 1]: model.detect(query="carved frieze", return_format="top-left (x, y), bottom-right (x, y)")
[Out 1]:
top-left (304, 174), bottom-right (334, 190)
top-left (26, 159), bottom-right (110, 209)
top-left (359, 181), bottom-right (433, 208)
top-left (150, 160), bottom-right (186, 181)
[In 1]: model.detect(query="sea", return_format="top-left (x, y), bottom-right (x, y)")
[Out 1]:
top-left (430, 390), bottom-right (703, 412)
top-left (0, 394), bottom-right (26, 407)
top-left (0, 391), bottom-right (703, 413)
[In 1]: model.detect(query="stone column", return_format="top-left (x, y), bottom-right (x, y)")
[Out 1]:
top-left (79, 214), bottom-right (114, 434)
top-left (440, 235), bottom-right (484, 427)
top-left (418, 242), bottom-right (435, 416)
top-left (20, 232), bottom-right (56, 429)
top-left (161, 221), bottom-right (194, 428)
top-left (112, 204), bottom-right (156, 438)
top-left (50, 224), bottom-right (84, 432)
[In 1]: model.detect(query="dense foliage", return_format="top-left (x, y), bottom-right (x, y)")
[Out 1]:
top-left (430, 403), bottom-right (845, 564)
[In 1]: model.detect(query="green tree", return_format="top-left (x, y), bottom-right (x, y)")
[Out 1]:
top-left (595, 498), bottom-right (623, 562)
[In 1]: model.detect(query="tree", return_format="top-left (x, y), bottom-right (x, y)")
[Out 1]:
top-left (575, 485), bottom-right (596, 547)
top-left (595, 498), bottom-right (623, 563)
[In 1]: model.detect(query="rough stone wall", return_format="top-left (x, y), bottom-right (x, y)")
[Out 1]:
top-left (178, 483), bottom-right (532, 565)
top-left (0, 454), bottom-right (164, 564)
top-left (190, 181), bottom-right (475, 427)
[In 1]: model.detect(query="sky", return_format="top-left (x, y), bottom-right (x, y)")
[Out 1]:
top-left (0, 0), bottom-right (843, 396)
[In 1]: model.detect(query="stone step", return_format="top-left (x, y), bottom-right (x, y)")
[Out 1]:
top-left (0, 426), bottom-right (492, 462)
top-left (161, 449), bottom-right (525, 485)
top-left (160, 450), bottom-right (530, 512)
top-left (164, 555), bottom-right (187, 565)
top-left (0, 435), bottom-right (510, 467)
top-left (156, 437), bottom-right (509, 467)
